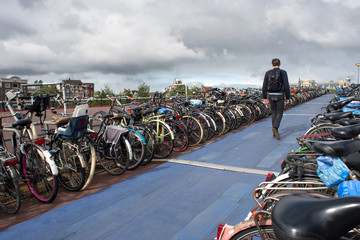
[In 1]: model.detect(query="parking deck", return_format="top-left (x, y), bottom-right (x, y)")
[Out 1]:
top-left (0, 94), bottom-right (333, 240)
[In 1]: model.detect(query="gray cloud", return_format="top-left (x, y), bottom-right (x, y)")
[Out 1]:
top-left (0, 0), bottom-right (359, 92)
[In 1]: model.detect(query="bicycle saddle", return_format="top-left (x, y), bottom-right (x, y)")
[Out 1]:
top-left (328, 98), bottom-right (353, 110)
top-left (338, 118), bottom-right (360, 126)
top-left (51, 116), bottom-right (71, 127)
top-left (272, 194), bottom-right (360, 240)
top-left (313, 139), bottom-right (360, 157)
top-left (102, 113), bottom-right (114, 119)
top-left (323, 111), bottom-right (353, 121)
top-left (110, 114), bottom-right (125, 120)
top-left (331, 123), bottom-right (360, 139)
top-left (11, 118), bottom-right (32, 129)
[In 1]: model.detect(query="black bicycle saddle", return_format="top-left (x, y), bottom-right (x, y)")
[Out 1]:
top-left (331, 123), bottom-right (360, 139)
top-left (323, 111), bottom-right (353, 121)
top-left (313, 139), bottom-right (360, 157)
top-left (272, 194), bottom-right (360, 240)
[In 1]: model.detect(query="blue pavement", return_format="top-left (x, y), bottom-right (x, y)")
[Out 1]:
top-left (0, 94), bottom-right (333, 240)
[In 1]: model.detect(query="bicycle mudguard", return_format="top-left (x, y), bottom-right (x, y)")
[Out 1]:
top-left (20, 143), bottom-right (58, 176)
top-left (43, 149), bottom-right (59, 175)
top-left (127, 128), bottom-right (147, 145)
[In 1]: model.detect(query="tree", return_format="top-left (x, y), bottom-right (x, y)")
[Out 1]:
top-left (97, 84), bottom-right (115, 98)
top-left (138, 83), bottom-right (150, 98)
top-left (32, 81), bottom-right (58, 96)
top-left (170, 85), bottom-right (186, 97)
top-left (188, 86), bottom-right (201, 97)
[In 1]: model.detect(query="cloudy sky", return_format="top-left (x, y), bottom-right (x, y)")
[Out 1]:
top-left (1, 0), bottom-right (359, 92)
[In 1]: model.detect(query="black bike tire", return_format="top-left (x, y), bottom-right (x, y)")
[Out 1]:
top-left (0, 166), bottom-right (21, 214)
top-left (138, 126), bottom-right (155, 165)
top-left (127, 130), bottom-right (146, 170)
top-left (55, 139), bottom-right (86, 192)
top-left (182, 115), bottom-right (203, 146)
top-left (97, 133), bottom-right (130, 176)
top-left (152, 122), bottom-right (174, 159)
top-left (229, 225), bottom-right (275, 240)
top-left (165, 120), bottom-right (189, 152)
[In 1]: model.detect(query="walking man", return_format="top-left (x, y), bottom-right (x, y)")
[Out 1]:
top-left (262, 58), bottom-right (290, 140)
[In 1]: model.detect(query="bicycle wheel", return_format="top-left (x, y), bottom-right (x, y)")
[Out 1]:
top-left (97, 134), bottom-right (130, 175)
top-left (54, 139), bottom-right (86, 191)
top-left (237, 104), bottom-right (253, 125)
top-left (221, 109), bottom-right (233, 133)
top-left (22, 144), bottom-right (58, 203)
top-left (166, 120), bottom-right (189, 152)
top-left (89, 111), bottom-right (105, 133)
top-left (0, 165), bottom-right (21, 214)
top-left (127, 130), bottom-right (145, 170)
top-left (231, 108), bottom-right (243, 129)
top-left (137, 125), bottom-right (155, 165)
top-left (212, 111), bottom-right (226, 136)
top-left (230, 225), bottom-right (275, 240)
top-left (195, 114), bottom-right (210, 143)
top-left (182, 115), bottom-right (203, 146)
top-left (151, 121), bottom-right (174, 159)
top-left (202, 113), bottom-right (216, 140)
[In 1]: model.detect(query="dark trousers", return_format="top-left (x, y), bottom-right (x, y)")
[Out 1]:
top-left (268, 94), bottom-right (284, 129)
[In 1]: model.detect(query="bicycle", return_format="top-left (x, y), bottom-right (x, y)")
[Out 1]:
top-left (3, 118), bottom-right (59, 203)
top-left (89, 113), bottom-right (131, 175)
top-left (46, 103), bottom-right (97, 191)
top-left (0, 115), bottom-right (21, 214)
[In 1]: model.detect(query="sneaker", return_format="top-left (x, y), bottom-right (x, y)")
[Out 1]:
top-left (272, 128), bottom-right (280, 140)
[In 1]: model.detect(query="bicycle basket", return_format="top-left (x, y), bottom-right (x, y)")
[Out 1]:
top-left (104, 125), bottom-right (128, 158)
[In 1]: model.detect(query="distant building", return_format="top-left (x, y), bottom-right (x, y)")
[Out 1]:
top-left (0, 76), bottom-right (28, 101)
top-left (62, 79), bottom-right (94, 99)
top-left (297, 78), bottom-right (316, 88)
top-left (122, 88), bottom-right (138, 97)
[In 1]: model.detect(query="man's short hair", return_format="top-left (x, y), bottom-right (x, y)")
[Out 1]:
top-left (272, 58), bottom-right (281, 67)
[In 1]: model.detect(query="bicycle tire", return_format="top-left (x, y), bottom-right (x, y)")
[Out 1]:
top-left (212, 111), bottom-right (226, 136)
top-left (222, 109), bottom-right (233, 133)
top-left (165, 120), bottom-right (189, 152)
top-left (0, 165), bottom-right (21, 214)
top-left (137, 125), bottom-right (155, 165)
top-left (54, 139), bottom-right (86, 191)
top-left (127, 130), bottom-right (145, 170)
top-left (237, 104), bottom-right (253, 125)
top-left (151, 121), bottom-right (174, 159)
top-left (22, 144), bottom-right (58, 203)
top-left (229, 225), bottom-right (275, 240)
top-left (97, 134), bottom-right (130, 176)
top-left (89, 111), bottom-right (106, 133)
top-left (231, 108), bottom-right (242, 129)
top-left (182, 115), bottom-right (203, 146)
top-left (304, 123), bottom-right (340, 135)
top-left (202, 113), bottom-right (216, 140)
top-left (193, 113), bottom-right (210, 143)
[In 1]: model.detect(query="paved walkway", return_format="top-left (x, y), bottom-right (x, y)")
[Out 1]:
top-left (0, 94), bottom-right (332, 240)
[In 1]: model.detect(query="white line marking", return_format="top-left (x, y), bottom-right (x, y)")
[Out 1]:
top-left (154, 159), bottom-right (279, 176)
top-left (283, 113), bottom-right (316, 116)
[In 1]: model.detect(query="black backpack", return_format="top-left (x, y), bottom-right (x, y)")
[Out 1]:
top-left (267, 68), bottom-right (282, 92)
